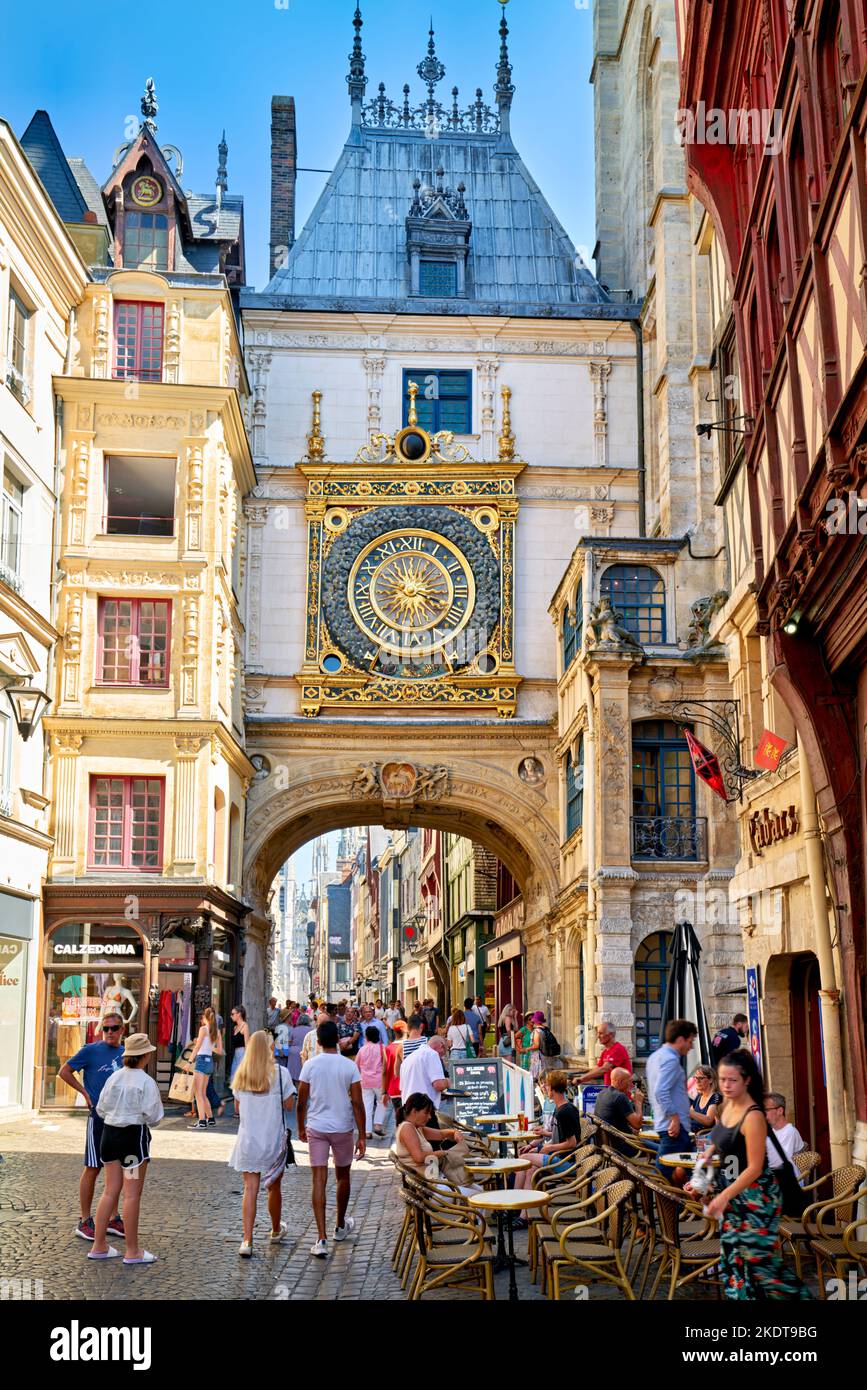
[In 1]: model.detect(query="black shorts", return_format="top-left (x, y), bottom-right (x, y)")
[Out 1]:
top-left (99, 1123), bottom-right (151, 1170)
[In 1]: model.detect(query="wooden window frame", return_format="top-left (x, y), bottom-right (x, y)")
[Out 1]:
top-left (113, 300), bottom-right (165, 382)
top-left (88, 775), bottom-right (165, 872)
top-left (402, 368), bottom-right (472, 433)
top-left (96, 597), bottom-right (171, 688)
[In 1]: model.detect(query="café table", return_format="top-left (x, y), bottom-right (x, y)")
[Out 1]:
top-left (468, 1189), bottom-right (549, 1302)
top-left (465, 1157), bottom-right (531, 1271)
top-left (658, 1151), bottom-right (721, 1170)
top-left (639, 1128), bottom-right (660, 1141)
top-left (475, 1114), bottom-right (519, 1127)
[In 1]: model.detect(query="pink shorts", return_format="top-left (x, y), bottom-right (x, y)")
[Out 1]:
top-left (307, 1128), bottom-right (354, 1169)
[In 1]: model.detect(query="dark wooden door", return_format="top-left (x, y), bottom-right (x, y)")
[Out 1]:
top-left (790, 954), bottom-right (831, 1171)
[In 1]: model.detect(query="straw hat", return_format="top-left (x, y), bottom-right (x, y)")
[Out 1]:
top-left (123, 1032), bottom-right (156, 1057)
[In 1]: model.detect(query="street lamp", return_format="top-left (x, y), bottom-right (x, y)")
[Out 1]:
top-left (0, 674), bottom-right (51, 741)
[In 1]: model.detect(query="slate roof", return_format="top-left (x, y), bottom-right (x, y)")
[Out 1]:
top-left (67, 158), bottom-right (111, 228)
top-left (250, 127), bottom-right (608, 315)
top-left (20, 110), bottom-right (88, 223)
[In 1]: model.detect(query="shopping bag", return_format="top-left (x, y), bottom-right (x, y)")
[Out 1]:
top-left (374, 1097), bottom-right (391, 1129)
top-left (168, 1069), bottom-right (195, 1104)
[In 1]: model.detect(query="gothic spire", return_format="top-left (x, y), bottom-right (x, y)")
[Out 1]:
top-left (494, 0), bottom-right (514, 136)
top-left (140, 77), bottom-right (158, 131)
top-left (216, 130), bottom-right (228, 194)
top-left (347, 5), bottom-right (367, 125)
top-left (417, 20), bottom-right (446, 119)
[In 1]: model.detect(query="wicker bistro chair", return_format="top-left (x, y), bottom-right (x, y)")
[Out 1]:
top-left (390, 1155), bottom-right (479, 1289)
top-left (537, 1164), bottom-right (623, 1294)
top-left (793, 1149), bottom-right (821, 1182)
top-left (543, 1179), bottom-right (637, 1301)
top-left (403, 1185), bottom-right (495, 1301)
top-left (809, 1184), bottom-right (867, 1296)
top-left (527, 1150), bottom-right (603, 1280)
top-left (779, 1163), bottom-right (866, 1281)
top-left (647, 1180), bottom-right (720, 1301)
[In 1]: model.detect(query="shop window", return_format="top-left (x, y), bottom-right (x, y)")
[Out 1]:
top-left (113, 300), bottom-right (164, 382)
top-left (562, 583), bottom-right (583, 669)
top-left (565, 737), bottom-right (584, 839)
top-left (403, 369), bottom-right (471, 433)
top-left (599, 565), bottom-right (666, 644)
top-left (634, 931), bottom-right (673, 1057)
top-left (104, 455), bottom-right (175, 537)
top-left (123, 213), bottom-right (169, 272)
top-left (97, 598), bottom-right (171, 686)
top-left (88, 776), bottom-right (164, 871)
top-left (0, 932), bottom-right (28, 1107)
top-left (5, 287), bottom-right (32, 407)
top-left (42, 922), bottom-right (146, 1107)
top-left (1, 466), bottom-right (24, 583)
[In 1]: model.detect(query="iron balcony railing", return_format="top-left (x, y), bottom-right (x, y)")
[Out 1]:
top-left (631, 815), bottom-right (707, 862)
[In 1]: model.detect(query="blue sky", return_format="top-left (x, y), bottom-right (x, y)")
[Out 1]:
top-left (2, 0), bottom-right (598, 290)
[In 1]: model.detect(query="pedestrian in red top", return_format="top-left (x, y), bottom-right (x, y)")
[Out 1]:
top-left (572, 1022), bottom-right (631, 1086)
top-left (381, 1019), bottom-right (407, 1121)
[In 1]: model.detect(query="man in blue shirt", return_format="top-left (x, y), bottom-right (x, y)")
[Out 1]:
top-left (359, 1004), bottom-right (388, 1046)
top-left (646, 1018), bottom-right (698, 1172)
top-left (58, 1012), bottom-right (126, 1242)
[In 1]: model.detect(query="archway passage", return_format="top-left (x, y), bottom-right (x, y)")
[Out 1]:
top-left (240, 720), bottom-right (561, 1026)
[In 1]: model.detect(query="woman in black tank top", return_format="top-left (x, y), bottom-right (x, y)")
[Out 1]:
top-left (686, 1051), bottom-right (810, 1300)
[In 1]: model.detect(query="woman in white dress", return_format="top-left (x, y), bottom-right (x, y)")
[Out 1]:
top-left (229, 1030), bottom-right (296, 1258)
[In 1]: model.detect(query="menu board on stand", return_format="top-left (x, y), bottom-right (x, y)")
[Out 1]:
top-left (448, 1057), bottom-right (503, 1126)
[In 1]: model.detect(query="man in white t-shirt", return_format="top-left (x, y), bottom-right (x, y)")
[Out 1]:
top-left (298, 1020), bottom-right (366, 1259)
top-left (399, 1034), bottom-right (449, 1125)
top-left (763, 1091), bottom-right (807, 1179)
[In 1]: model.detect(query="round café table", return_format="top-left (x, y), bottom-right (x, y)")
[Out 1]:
top-left (468, 1189), bottom-right (549, 1302)
top-left (658, 1151), bottom-right (720, 1169)
top-left (475, 1114), bottom-right (520, 1127)
top-left (639, 1129), bottom-right (660, 1141)
top-left (465, 1157), bottom-right (531, 1271)
top-left (487, 1128), bottom-right (535, 1158)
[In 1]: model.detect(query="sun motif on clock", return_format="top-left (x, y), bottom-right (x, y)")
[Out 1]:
top-left (349, 531), bottom-right (475, 656)
top-left (130, 175), bottom-right (163, 208)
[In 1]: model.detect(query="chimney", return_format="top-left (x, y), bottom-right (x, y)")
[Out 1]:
top-left (269, 95), bottom-right (297, 279)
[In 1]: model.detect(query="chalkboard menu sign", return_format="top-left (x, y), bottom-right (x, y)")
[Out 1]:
top-left (448, 1058), bottom-right (503, 1126)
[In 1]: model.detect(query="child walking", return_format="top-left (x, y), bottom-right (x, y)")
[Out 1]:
top-left (88, 1033), bottom-right (163, 1266)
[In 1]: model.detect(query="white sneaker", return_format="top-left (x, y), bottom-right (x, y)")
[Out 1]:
top-left (334, 1216), bottom-right (355, 1241)
top-left (238, 1240), bottom-right (253, 1258)
top-left (269, 1222), bottom-right (288, 1244)
top-left (310, 1238), bottom-right (328, 1258)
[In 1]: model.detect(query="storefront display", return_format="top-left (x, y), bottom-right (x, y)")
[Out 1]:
top-left (0, 934), bottom-right (28, 1110)
top-left (43, 922), bottom-right (146, 1107)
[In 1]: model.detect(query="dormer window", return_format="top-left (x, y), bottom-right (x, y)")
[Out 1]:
top-left (123, 212), bottom-right (169, 271)
top-left (406, 168), bottom-right (471, 298)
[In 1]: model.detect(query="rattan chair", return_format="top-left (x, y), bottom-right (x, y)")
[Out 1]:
top-left (544, 1179), bottom-right (636, 1300)
top-left (527, 1151), bottom-right (603, 1279)
top-left (780, 1163), bottom-right (866, 1280)
top-left (808, 1183), bottom-right (867, 1296)
top-left (537, 1164), bottom-right (622, 1293)
top-left (647, 1180), bottom-right (720, 1300)
top-left (403, 1184), bottom-right (495, 1301)
top-left (792, 1149), bottom-right (821, 1182)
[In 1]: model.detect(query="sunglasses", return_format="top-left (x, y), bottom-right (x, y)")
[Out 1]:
top-left (102, 1025), bottom-right (123, 1033)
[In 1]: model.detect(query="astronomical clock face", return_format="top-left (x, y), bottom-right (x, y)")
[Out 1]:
top-left (322, 506), bottom-right (500, 681)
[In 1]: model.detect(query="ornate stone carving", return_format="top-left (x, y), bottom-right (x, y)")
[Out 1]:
top-left (164, 300), bottom-right (181, 383)
top-left (362, 355), bottom-right (386, 436)
top-left (62, 591), bottom-right (83, 705)
top-left (96, 411), bottom-right (186, 430)
top-left (684, 590), bottom-right (728, 653)
top-left (92, 295), bottom-right (110, 378)
top-left (589, 360), bottom-right (612, 468)
top-left (349, 761), bottom-right (450, 801)
top-left (181, 596), bottom-right (200, 707)
top-left (587, 597), bottom-right (644, 655)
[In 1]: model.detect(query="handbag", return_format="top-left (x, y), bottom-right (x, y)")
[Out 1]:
top-left (461, 1027), bottom-right (476, 1059)
top-left (767, 1128), bottom-right (807, 1216)
top-left (277, 1066), bottom-right (296, 1166)
top-left (168, 1069), bottom-right (195, 1104)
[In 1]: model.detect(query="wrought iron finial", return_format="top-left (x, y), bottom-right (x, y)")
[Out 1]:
top-left (347, 5), bottom-right (367, 119)
top-left (216, 130), bottom-right (228, 193)
top-left (417, 22), bottom-right (446, 115)
top-left (407, 380), bottom-right (420, 428)
top-left (141, 77), bottom-right (158, 130)
top-left (499, 385), bottom-right (516, 462)
top-left (495, 0), bottom-right (515, 127)
top-left (306, 390), bottom-right (326, 461)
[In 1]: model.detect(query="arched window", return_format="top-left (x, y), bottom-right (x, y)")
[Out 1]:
top-left (632, 720), bottom-right (702, 859)
top-left (599, 565), bottom-right (666, 643)
top-left (634, 931), bottom-right (673, 1057)
top-left (565, 736), bottom-right (584, 840)
top-left (562, 583), bottom-right (582, 669)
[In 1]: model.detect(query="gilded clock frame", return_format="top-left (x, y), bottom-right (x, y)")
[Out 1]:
top-left (297, 454), bottom-right (524, 719)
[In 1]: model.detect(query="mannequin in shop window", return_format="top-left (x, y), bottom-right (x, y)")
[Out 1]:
top-left (97, 974), bottom-right (137, 1031)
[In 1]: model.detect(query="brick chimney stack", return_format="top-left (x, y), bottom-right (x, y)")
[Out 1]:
top-left (269, 95), bottom-right (297, 279)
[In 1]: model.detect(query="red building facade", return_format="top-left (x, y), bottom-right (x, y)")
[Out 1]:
top-left (679, 0), bottom-right (867, 1144)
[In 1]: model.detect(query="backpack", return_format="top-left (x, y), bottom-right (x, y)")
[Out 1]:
top-left (422, 1007), bottom-right (437, 1037)
top-left (539, 1026), bottom-right (560, 1057)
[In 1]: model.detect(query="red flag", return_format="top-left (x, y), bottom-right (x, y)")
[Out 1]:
top-left (755, 729), bottom-right (788, 771)
top-left (683, 728), bottom-right (729, 803)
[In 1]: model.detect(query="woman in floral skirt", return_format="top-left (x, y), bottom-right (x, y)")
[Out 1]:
top-left (687, 1049), bottom-right (810, 1300)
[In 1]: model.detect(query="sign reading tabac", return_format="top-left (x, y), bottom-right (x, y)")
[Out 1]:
top-left (748, 805), bottom-right (800, 856)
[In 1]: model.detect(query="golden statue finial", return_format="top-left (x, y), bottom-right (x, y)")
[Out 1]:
top-left (407, 380), bottom-right (420, 427)
top-left (306, 390), bottom-right (326, 461)
top-left (498, 384), bottom-right (516, 462)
